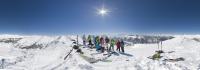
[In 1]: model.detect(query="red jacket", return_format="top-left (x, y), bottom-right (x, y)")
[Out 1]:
top-left (116, 41), bottom-right (121, 48)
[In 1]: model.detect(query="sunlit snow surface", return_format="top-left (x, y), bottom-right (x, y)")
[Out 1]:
top-left (0, 34), bottom-right (200, 70)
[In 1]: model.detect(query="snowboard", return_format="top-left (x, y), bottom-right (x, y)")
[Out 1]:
top-left (79, 54), bottom-right (100, 63)
top-left (80, 53), bottom-right (112, 63)
top-left (101, 59), bottom-right (112, 62)
top-left (163, 57), bottom-right (185, 62)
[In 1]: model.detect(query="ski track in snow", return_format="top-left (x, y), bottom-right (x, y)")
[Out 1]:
top-left (0, 35), bottom-right (199, 70)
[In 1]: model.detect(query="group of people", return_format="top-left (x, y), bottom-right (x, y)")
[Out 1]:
top-left (82, 35), bottom-right (125, 53)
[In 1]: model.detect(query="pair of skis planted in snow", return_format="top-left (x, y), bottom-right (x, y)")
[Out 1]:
top-left (64, 35), bottom-right (79, 60)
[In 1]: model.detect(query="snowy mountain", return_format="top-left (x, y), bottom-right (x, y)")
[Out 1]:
top-left (0, 34), bottom-right (200, 70)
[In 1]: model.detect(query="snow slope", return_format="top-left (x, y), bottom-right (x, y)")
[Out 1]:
top-left (0, 35), bottom-right (200, 70)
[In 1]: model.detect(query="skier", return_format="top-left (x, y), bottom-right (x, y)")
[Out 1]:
top-left (100, 36), bottom-right (105, 53)
top-left (82, 35), bottom-right (86, 47)
top-left (105, 36), bottom-right (110, 51)
top-left (120, 39), bottom-right (125, 53)
top-left (92, 35), bottom-right (96, 48)
top-left (116, 40), bottom-right (121, 52)
top-left (87, 35), bottom-right (93, 48)
top-left (95, 36), bottom-right (101, 51)
top-left (109, 39), bottom-right (115, 52)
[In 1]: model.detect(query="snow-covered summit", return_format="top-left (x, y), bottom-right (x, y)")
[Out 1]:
top-left (0, 34), bottom-right (199, 70)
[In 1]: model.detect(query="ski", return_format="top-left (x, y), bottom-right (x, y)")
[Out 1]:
top-left (64, 49), bottom-right (73, 60)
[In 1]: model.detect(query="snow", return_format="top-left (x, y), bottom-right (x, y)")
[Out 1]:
top-left (0, 35), bottom-right (200, 70)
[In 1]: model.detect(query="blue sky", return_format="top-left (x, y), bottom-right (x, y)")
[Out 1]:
top-left (0, 0), bottom-right (200, 35)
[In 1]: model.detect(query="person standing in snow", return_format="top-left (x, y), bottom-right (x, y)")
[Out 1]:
top-left (109, 39), bottom-right (115, 52)
top-left (105, 36), bottom-right (110, 51)
top-left (95, 36), bottom-right (101, 51)
top-left (100, 36), bottom-right (105, 53)
top-left (92, 35), bottom-right (96, 48)
top-left (116, 40), bottom-right (121, 52)
top-left (120, 40), bottom-right (125, 53)
top-left (87, 35), bottom-right (93, 48)
top-left (82, 35), bottom-right (86, 47)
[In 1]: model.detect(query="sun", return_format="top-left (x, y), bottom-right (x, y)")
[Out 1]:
top-left (100, 9), bottom-right (107, 15)
top-left (99, 8), bottom-right (108, 16)
top-left (97, 6), bottom-right (109, 17)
